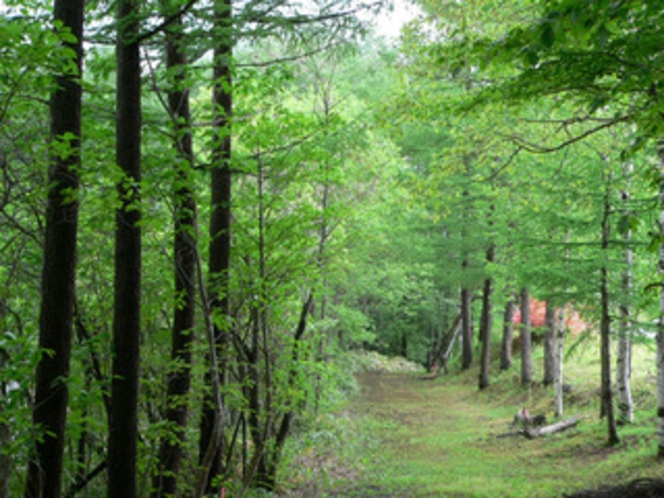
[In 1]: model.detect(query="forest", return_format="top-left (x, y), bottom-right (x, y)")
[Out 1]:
top-left (2, 0), bottom-right (664, 496)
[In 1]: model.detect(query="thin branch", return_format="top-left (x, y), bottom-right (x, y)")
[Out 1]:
top-left (64, 460), bottom-right (108, 498)
top-left (135, 0), bottom-right (200, 45)
top-left (503, 116), bottom-right (629, 154)
top-left (241, 1), bottom-right (381, 26)
top-left (483, 146), bottom-right (524, 182)
top-left (236, 39), bottom-right (345, 68)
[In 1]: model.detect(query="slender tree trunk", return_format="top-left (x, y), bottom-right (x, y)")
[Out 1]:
top-left (554, 306), bottom-right (565, 417)
top-left (199, 0), bottom-right (233, 488)
top-left (1, 327), bottom-right (11, 498)
top-left (600, 179), bottom-right (619, 445)
top-left (500, 299), bottom-right (515, 371)
top-left (267, 294), bottom-right (313, 488)
top-left (314, 157), bottom-right (330, 412)
top-left (24, 0), bottom-right (84, 495)
top-left (555, 233), bottom-right (571, 418)
top-left (151, 11), bottom-right (197, 497)
top-left (246, 308), bottom-right (265, 488)
top-left (108, 0), bottom-right (142, 494)
top-left (657, 146), bottom-right (664, 457)
top-left (461, 285), bottom-right (473, 370)
top-left (0, 418), bottom-right (8, 498)
top-left (543, 301), bottom-right (556, 386)
top-left (520, 287), bottom-right (532, 386)
top-left (617, 164), bottom-right (634, 425)
top-left (479, 244), bottom-right (495, 389)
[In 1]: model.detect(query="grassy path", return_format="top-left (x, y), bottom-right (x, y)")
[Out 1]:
top-left (346, 370), bottom-right (664, 498)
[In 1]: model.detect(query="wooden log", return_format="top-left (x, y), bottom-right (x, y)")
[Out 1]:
top-left (525, 416), bottom-right (581, 439)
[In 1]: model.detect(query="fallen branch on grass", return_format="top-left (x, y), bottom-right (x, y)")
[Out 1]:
top-left (524, 416), bottom-right (581, 439)
top-left (496, 416), bottom-right (581, 440)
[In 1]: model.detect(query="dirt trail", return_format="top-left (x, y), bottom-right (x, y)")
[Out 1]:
top-left (345, 371), bottom-right (604, 498)
top-left (342, 370), bottom-right (664, 498)
top-left (347, 371), bottom-right (498, 498)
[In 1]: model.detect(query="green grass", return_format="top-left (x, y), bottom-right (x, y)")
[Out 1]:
top-left (284, 339), bottom-right (664, 497)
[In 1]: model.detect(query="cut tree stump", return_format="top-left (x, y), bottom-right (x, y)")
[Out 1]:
top-left (525, 416), bottom-right (581, 439)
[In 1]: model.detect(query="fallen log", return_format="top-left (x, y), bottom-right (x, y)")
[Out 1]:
top-left (525, 416), bottom-right (581, 439)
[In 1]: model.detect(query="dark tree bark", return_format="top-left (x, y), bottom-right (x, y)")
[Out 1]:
top-left (543, 301), bottom-right (556, 386)
top-left (500, 299), bottom-right (515, 371)
top-left (461, 285), bottom-right (473, 370)
top-left (150, 10), bottom-right (197, 497)
top-left (479, 243), bottom-right (495, 389)
top-left (1, 372), bottom-right (9, 498)
top-left (108, 0), bottom-right (142, 495)
top-left (24, 0), bottom-right (84, 495)
top-left (658, 145), bottom-right (664, 456)
top-left (199, 0), bottom-right (233, 489)
top-left (266, 294), bottom-right (314, 488)
top-left (600, 182), bottom-right (619, 445)
top-left (520, 287), bottom-right (532, 386)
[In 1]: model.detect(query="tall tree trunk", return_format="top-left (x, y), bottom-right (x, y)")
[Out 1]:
top-left (554, 233), bottom-right (571, 418)
top-left (199, 0), bottom-right (233, 489)
top-left (543, 301), bottom-right (556, 386)
top-left (0, 416), bottom-right (8, 498)
top-left (249, 158), bottom-right (270, 489)
top-left (554, 306), bottom-right (565, 417)
top-left (600, 179), bottom-right (619, 445)
top-left (500, 299), bottom-right (515, 371)
top-left (479, 244), bottom-right (495, 389)
top-left (314, 155), bottom-right (330, 412)
top-left (24, 0), bottom-right (84, 495)
top-left (657, 146), bottom-right (664, 457)
top-left (151, 10), bottom-right (197, 497)
top-left (520, 287), bottom-right (532, 386)
top-left (461, 284), bottom-right (473, 370)
top-left (108, 0), bottom-right (142, 494)
top-left (617, 164), bottom-right (634, 425)
top-left (1, 311), bottom-right (11, 498)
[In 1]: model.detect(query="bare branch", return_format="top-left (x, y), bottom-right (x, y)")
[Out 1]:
top-left (503, 116), bottom-right (629, 154)
top-left (135, 0), bottom-right (200, 45)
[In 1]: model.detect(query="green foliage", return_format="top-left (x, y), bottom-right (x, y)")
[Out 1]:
top-left (7, 0), bottom-right (664, 493)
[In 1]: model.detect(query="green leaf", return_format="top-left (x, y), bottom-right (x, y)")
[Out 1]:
top-left (540, 23), bottom-right (555, 49)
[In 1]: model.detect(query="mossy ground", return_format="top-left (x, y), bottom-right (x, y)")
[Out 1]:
top-left (279, 339), bottom-right (664, 497)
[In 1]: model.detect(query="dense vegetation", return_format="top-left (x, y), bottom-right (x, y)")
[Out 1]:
top-left (3, 0), bottom-right (664, 496)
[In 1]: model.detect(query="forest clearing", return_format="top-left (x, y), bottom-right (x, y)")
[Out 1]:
top-left (5, 0), bottom-right (664, 496)
top-left (286, 348), bottom-right (664, 498)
